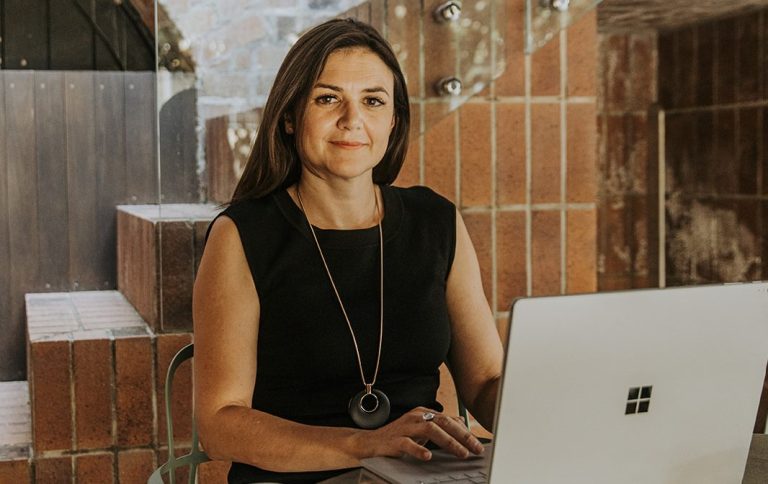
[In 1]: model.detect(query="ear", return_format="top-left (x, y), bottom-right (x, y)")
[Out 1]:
top-left (284, 115), bottom-right (295, 134)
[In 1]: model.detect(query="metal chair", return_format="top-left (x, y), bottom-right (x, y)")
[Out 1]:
top-left (148, 343), bottom-right (210, 484)
top-left (148, 343), bottom-right (471, 483)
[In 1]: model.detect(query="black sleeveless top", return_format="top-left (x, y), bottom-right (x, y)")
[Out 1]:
top-left (218, 185), bottom-right (456, 483)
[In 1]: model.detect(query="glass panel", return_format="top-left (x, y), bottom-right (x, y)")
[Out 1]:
top-left (525, 0), bottom-right (602, 54)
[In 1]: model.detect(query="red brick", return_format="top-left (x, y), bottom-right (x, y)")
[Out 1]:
top-left (156, 448), bottom-right (190, 484)
top-left (198, 460), bottom-right (231, 484)
top-left (30, 341), bottom-right (72, 452)
top-left (496, 211), bottom-right (526, 312)
top-left (117, 212), bottom-right (159, 330)
top-left (567, 103), bottom-right (598, 203)
top-left (423, 0), bottom-right (458, 100)
top-left (567, 10), bottom-right (597, 97)
top-left (566, 209), bottom-right (597, 294)
top-left (424, 106), bottom-right (456, 201)
top-left (73, 338), bottom-right (113, 450)
top-left (459, 103), bottom-right (491, 207)
top-left (531, 104), bottom-right (561, 203)
top-left (160, 221), bottom-right (195, 332)
top-left (531, 210), bottom-right (561, 295)
top-left (495, 0), bottom-right (525, 97)
top-left (75, 453), bottom-right (114, 484)
top-left (0, 460), bottom-right (30, 483)
top-left (395, 104), bottom-right (421, 188)
top-left (387, 0), bottom-right (421, 92)
top-left (115, 336), bottom-right (154, 447)
top-left (462, 212), bottom-right (492, 305)
top-left (156, 333), bottom-right (194, 446)
top-left (496, 104), bottom-right (526, 205)
top-left (531, 35), bottom-right (560, 97)
top-left (34, 456), bottom-right (71, 484)
top-left (117, 449), bottom-right (156, 484)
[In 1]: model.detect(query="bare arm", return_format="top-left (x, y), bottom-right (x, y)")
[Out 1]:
top-left (193, 216), bottom-right (364, 471)
top-left (446, 210), bottom-right (505, 432)
top-left (194, 215), bottom-right (488, 470)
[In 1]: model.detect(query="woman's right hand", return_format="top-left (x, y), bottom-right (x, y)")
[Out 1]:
top-left (361, 407), bottom-right (486, 461)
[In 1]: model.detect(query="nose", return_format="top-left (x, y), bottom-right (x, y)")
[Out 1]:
top-left (337, 101), bottom-right (362, 131)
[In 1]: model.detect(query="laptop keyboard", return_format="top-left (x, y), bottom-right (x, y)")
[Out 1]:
top-left (418, 470), bottom-right (488, 483)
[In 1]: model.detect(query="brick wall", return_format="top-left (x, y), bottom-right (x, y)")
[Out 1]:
top-left (394, 3), bottom-right (599, 345)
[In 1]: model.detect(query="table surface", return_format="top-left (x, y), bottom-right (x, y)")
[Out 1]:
top-left (320, 433), bottom-right (768, 483)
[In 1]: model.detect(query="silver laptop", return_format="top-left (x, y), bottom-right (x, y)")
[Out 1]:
top-left (361, 282), bottom-right (768, 483)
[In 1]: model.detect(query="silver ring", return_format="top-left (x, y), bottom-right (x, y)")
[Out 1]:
top-left (422, 411), bottom-right (435, 422)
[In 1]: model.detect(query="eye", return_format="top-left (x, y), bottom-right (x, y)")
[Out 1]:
top-left (315, 94), bottom-right (338, 105)
top-left (364, 96), bottom-right (386, 107)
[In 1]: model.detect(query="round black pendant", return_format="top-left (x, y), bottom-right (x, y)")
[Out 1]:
top-left (348, 388), bottom-right (390, 429)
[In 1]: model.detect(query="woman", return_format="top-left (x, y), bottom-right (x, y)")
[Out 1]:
top-left (193, 18), bottom-right (504, 483)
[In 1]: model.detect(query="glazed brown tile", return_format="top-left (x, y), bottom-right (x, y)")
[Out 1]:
top-left (160, 221), bottom-right (195, 332)
top-left (713, 110), bottom-right (737, 195)
top-left (496, 103), bottom-right (526, 205)
top-left (603, 114), bottom-right (626, 196)
top-left (75, 453), bottom-right (114, 484)
top-left (567, 10), bottom-right (597, 98)
top-left (566, 209), bottom-right (597, 294)
top-left (495, 0), bottom-right (525, 98)
top-left (118, 449), bottom-right (156, 484)
top-left (675, 28), bottom-right (697, 109)
top-left (598, 273), bottom-right (634, 291)
top-left (736, 14), bottom-right (761, 103)
top-left (625, 113), bottom-right (649, 194)
top-left (603, 34), bottom-right (629, 111)
top-left (715, 17), bottom-right (738, 105)
top-left (73, 338), bottom-right (113, 450)
top-left (531, 34), bottom-right (560, 97)
top-left (531, 210), bottom-right (561, 295)
top-left (763, 108), bottom-right (768, 196)
top-left (736, 108), bottom-right (760, 195)
top-left (496, 211), bottom-right (526, 312)
top-left (424, 105), bottom-right (456, 201)
top-left (30, 340), bottom-right (72, 452)
top-left (459, 103), bottom-right (492, 207)
top-left (115, 336), bottom-right (154, 447)
top-left (600, 195), bottom-right (632, 276)
top-left (694, 24), bottom-right (716, 106)
top-left (531, 104), bottom-right (561, 203)
top-left (656, 30), bottom-right (676, 109)
top-left (34, 456), bottom-right (71, 484)
top-left (567, 103), bottom-right (598, 203)
top-left (462, 211), bottom-right (493, 305)
top-left (0, 460), bottom-right (29, 483)
top-left (628, 33), bottom-right (657, 109)
top-left (156, 333), bottom-right (193, 446)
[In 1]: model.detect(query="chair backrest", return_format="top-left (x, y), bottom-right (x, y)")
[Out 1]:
top-left (148, 343), bottom-right (210, 484)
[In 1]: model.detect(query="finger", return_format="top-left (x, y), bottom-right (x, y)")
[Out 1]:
top-left (428, 414), bottom-right (485, 456)
top-left (396, 437), bottom-right (432, 461)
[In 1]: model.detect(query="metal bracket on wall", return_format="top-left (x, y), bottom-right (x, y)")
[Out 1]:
top-left (525, 0), bottom-right (603, 54)
top-left (433, 1), bottom-right (463, 23)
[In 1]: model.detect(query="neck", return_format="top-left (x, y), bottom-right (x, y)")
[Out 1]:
top-left (292, 176), bottom-right (382, 230)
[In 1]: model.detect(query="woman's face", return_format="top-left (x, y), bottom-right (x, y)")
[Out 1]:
top-left (291, 47), bottom-right (396, 183)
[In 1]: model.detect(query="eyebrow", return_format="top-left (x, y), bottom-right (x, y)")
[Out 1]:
top-left (314, 82), bottom-right (390, 96)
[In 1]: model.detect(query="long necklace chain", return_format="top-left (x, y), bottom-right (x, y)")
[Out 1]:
top-left (295, 185), bottom-right (384, 391)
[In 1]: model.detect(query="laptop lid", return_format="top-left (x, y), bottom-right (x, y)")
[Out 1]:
top-left (489, 282), bottom-right (768, 484)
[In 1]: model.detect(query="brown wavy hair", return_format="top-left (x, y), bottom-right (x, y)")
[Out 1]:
top-left (229, 18), bottom-right (410, 203)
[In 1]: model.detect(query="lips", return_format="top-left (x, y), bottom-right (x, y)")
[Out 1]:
top-left (330, 140), bottom-right (367, 148)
